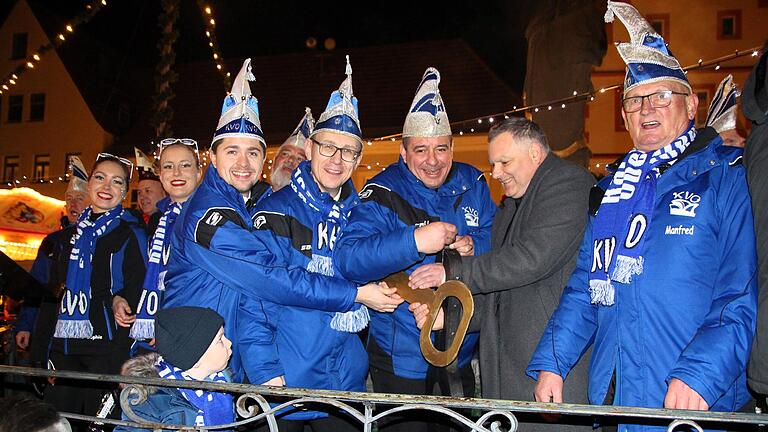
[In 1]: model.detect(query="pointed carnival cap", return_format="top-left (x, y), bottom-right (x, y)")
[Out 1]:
top-left (135, 147), bottom-right (160, 181)
top-left (281, 107), bottom-right (315, 150)
top-left (706, 74), bottom-right (740, 133)
top-left (604, 1), bottom-right (690, 95)
top-left (212, 58), bottom-right (266, 150)
top-left (310, 55), bottom-right (362, 143)
top-left (403, 67), bottom-right (452, 138)
top-left (66, 155), bottom-right (88, 193)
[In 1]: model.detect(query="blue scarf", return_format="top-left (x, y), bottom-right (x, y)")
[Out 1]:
top-left (130, 199), bottom-right (182, 340)
top-left (290, 161), bottom-right (369, 332)
top-left (156, 357), bottom-right (234, 430)
top-left (54, 206), bottom-right (125, 338)
top-left (589, 123), bottom-right (696, 306)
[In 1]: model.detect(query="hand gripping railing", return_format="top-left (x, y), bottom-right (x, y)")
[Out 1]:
top-left (1, 365), bottom-right (765, 431)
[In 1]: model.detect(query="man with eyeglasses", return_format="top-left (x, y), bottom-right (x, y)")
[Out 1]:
top-left (333, 67), bottom-right (496, 432)
top-left (241, 57), bottom-right (401, 430)
top-left (269, 108), bottom-right (313, 191)
top-left (163, 59), bottom-right (400, 385)
top-left (527, 3), bottom-right (757, 429)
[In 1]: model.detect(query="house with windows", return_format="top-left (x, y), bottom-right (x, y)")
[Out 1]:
top-left (0, 0), bottom-right (134, 198)
top-left (585, 0), bottom-right (768, 173)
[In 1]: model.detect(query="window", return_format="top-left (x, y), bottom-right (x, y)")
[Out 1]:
top-left (34, 154), bottom-right (50, 180)
top-left (64, 152), bottom-right (81, 175)
top-left (29, 93), bottom-right (45, 121)
top-left (11, 33), bottom-right (27, 60)
top-left (7, 95), bottom-right (22, 123)
top-left (4, 156), bottom-right (19, 182)
top-left (646, 14), bottom-right (670, 42)
top-left (717, 10), bottom-right (741, 39)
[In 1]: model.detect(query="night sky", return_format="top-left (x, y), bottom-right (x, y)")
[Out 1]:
top-left (17, 0), bottom-right (534, 93)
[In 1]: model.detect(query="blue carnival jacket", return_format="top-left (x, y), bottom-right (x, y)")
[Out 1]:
top-left (335, 158), bottom-right (496, 379)
top-left (245, 161), bottom-right (367, 420)
top-left (527, 130), bottom-right (757, 431)
top-left (114, 387), bottom-right (200, 432)
top-left (163, 165), bottom-right (359, 382)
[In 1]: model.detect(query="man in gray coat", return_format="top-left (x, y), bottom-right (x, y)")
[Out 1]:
top-left (410, 117), bottom-right (594, 430)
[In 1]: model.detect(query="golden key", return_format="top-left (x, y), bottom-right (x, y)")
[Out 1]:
top-left (383, 272), bottom-right (474, 367)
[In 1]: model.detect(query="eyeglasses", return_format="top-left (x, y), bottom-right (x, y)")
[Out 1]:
top-left (311, 138), bottom-right (360, 163)
top-left (96, 152), bottom-right (134, 181)
top-left (622, 90), bottom-right (690, 113)
top-left (158, 138), bottom-right (199, 157)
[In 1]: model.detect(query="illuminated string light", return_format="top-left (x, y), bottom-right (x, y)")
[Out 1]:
top-left (198, 2), bottom-right (231, 89)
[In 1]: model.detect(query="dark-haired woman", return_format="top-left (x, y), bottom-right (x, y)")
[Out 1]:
top-left (43, 154), bottom-right (148, 429)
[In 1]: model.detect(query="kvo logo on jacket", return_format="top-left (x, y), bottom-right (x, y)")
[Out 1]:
top-left (665, 191), bottom-right (700, 236)
top-left (462, 206), bottom-right (479, 227)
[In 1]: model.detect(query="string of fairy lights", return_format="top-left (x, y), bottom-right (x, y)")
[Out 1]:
top-left (367, 46), bottom-right (764, 144)
top-left (0, 0), bottom-right (109, 96)
top-left (197, 1), bottom-right (231, 90)
top-left (0, 0), bottom-right (762, 186)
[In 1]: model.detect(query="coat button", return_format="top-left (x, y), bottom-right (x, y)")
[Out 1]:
top-left (462, 186), bottom-right (467, 191)
top-left (692, 170), bottom-right (697, 176)
top-left (709, 160), bottom-right (715, 166)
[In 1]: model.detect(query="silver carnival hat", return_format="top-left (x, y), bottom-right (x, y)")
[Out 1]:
top-left (281, 107), bottom-right (315, 150)
top-left (403, 67), bottom-right (451, 138)
top-left (66, 155), bottom-right (88, 193)
top-left (212, 58), bottom-right (266, 150)
top-left (311, 55), bottom-right (362, 143)
top-left (705, 74), bottom-right (740, 133)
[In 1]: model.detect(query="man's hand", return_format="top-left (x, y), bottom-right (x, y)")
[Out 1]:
top-left (408, 302), bottom-right (444, 331)
top-left (414, 222), bottom-right (457, 254)
top-left (409, 263), bottom-right (446, 289)
top-left (534, 371), bottom-right (564, 403)
top-left (449, 235), bottom-right (475, 256)
top-left (261, 375), bottom-right (286, 386)
top-left (112, 295), bottom-right (136, 328)
top-left (15, 331), bottom-right (30, 350)
top-left (356, 282), bottom-right (403, 313)
top-left (664, 378), bottom-right (709, 410)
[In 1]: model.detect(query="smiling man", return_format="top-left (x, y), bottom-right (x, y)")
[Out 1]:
top-left (269, 108), bottom-right (313, 191)
top-left (527, 3), bottom-right (757, 431)
top-left (334, 67), bottom-right (496, 432)
top-left (244, 58), bottom-right (401, 430)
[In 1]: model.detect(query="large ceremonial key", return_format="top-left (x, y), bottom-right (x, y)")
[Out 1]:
top-left (384, 272), bottom-right (474, 367)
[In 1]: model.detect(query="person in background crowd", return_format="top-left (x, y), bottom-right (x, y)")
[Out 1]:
top-left (42, 153), bottom-right (148, 431)
top-left (115, 307), bottom-right (235, 431)
top-left (14, 156), bottom-right (89, 355)
top-left (334, 67), bottom-right (496, 432)
top-left (269, 108), bottom-right (313, 191)
top-left (527, 3), bottom-right (757, 431)
top-left (162, 59), bottom-right (400, 384)
top-left (705, 74), bottom-right (747, 148)
top-left (411, 117), bottom-right (595, 431)
top-left (247, 57), bottom-right (400, 430)
top-left (135, 149), bottom-right (167, 227)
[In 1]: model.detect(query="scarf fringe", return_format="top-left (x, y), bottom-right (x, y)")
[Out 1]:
top-left (589, 279), bottom-right (615, 306)
top-left (129, 318), bottom-right (155, 340)
top-left (611, 255), bottom-right (644, 284)
top-left (330, 305), bottom-right (370, 333)
top-left (54, 319), bottom-right (94, 339)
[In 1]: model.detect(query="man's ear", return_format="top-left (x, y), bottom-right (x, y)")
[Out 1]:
top-left (209, 149), bottom-right (218, 168)
top-left (304, 138), bottom-right (312, 161)
top-left (528, 141), bottom-right (542, 164)
top-left (686, 92), bottom-right (700, 121)
top-left (399, 143), bottom-right (407, 161)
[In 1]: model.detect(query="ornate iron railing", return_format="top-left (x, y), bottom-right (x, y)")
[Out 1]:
top-left (1, 365), bottom-right (765, 431)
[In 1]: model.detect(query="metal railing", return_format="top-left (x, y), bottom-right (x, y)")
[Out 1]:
top-left (1, 365), bottom-right (766, 431)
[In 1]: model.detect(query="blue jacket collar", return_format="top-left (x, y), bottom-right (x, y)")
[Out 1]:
top-left (199, 165), bottom-right (252, 223)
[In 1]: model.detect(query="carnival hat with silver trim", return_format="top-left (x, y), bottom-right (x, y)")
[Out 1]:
top-left (605, 1), bottom-right (690, 95)
top-left (403, 67), bottom-right (451, 138)
top-left (706, 74), bottom-right (740, 133)
top-left (212, 58), bottom-right (266, 149)
top-left (135, 147), bottom-right (160, 182)
top-left (66, 155), bottom-right (88, 194)
top-left (311, 55), bottom-right (362, 143)
top-left (281, 107), bottom-right (315, 150)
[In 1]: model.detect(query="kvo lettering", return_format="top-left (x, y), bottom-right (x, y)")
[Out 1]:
top-left (317, 222), bottom-right (339, 251)
top-left (624, 214), bottom-right (647, 249)
top-left (137, 290), bottom-right (160, 316)
top-left (60, 289), bottom-right (89, 316)
top-left (592, 236), bottom-right (617, 273)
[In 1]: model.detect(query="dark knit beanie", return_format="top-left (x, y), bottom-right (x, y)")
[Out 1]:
top-left (155, 307), bottom-right (224, 371)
